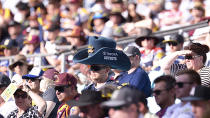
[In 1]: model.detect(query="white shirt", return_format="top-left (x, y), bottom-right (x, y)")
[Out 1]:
top-left (0, 101), bottom-right (17, 117)
top-left (162, 102), bottom-right (194, 118)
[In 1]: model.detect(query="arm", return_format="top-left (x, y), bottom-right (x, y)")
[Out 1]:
top-left (23, 85), bottom-right (46, 115)
top-left (160, 50), bottom-right (192, 74)
top-left (45, 101), bottom-right (56, 118)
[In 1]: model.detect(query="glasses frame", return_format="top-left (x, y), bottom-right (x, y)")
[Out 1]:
top-left (175, 82), bottom-right (193, 88)
top-left (55, 85), bottom-right (69, 93)
top-left (152, 89), bottom-right (169, 96)
top-left (89, 65), bottom-right (108, 72)
top-left (168, 42), bottom-right (178, 46)
top-left (184, 55), bottom-right (201, 60)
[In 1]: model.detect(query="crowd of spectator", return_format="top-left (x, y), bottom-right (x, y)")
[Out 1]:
top-left (0, 0), bottom-right (210, 118)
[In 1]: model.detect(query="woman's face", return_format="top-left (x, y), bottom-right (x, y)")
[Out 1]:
top-left (14, 62), bottom-right (28, 76)
top-left (14, 91), bottom-right (31, 109)
top-left (185, 54), bottom-right (203, 70)
top-left (141, 39), bottom-right (155, 49)
top-left (128, 4), bottom-right (136, 17)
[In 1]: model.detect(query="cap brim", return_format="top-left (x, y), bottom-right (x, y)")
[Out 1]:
top-left (22, 74), bottom-right (40, 79)
top-left (181, 96), bottom-right (204, 101)
top-left (162, 40), bottom-right (178, 44)
top-left (101, 100), bottom-right (127, 107)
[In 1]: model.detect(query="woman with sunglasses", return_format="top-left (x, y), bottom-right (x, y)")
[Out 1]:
top-left (7, 85), bottom-right (46, 118)
top-left (161, 42), bottom-right (210, 87)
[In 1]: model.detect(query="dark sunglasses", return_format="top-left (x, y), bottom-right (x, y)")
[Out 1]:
top-left (25, 79), bottom-right (37, 82)
top-left (168, 42), bottom-right (178, 46)
top-left (111, 104), bottom-right (129, 110)
top-left (14, 93), bottom-right (28, 99)
top-left (184, 55), bottom-right (200, 60)
top-left (13, 62), bottom-right (24, 67)
top-left (89, 65), bottom-right (107, 72)
top-left (55, 86), bottom-right (69, 93)
top-left (175, 82), bottom-right (193, 88)
top-left (153, 89), bottom-right (168, 96)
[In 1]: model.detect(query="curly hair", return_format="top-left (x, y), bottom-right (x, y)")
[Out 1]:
top-left (184, 43), bottom-right (209, 63)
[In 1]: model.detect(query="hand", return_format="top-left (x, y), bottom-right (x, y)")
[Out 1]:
top-left (21, 84), bottom-right (31, 93)
top-left (177, 50), bottom-right (192, 56)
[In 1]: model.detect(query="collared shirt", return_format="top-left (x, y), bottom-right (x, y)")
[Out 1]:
top-left (7, 106), bottom-right (43, 118)
top-left (162, 102), bottom-right (194, 118)
top-left (156, 107), bottom-right (168, 118)
top-left (115, 67), bottom-right (152, 97)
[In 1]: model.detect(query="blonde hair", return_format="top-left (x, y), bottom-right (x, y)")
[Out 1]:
top-left (40, 77), bottom-right (55, 92)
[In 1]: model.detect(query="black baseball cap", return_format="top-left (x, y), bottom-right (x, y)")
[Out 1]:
top-left (162, 34), bottom-right (184, 44)
top-left (123, 46), bottom-right (141, 57)
top-left (0, 74), bottom-right (11, 86)
top-left (0, 39), bottom-right (18, 49)
top-left (181, 85), bottom-right (210, 101)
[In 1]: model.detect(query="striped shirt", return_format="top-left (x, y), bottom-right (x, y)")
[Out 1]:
top-left (170, 64), bottom-right (210, 87)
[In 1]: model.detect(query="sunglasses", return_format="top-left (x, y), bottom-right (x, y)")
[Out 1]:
top-left (14, 93), bottom-right (28, 99)
top-left (168, 42), bottom-right (178, 46)
top-left (89, 65), bottom-right (107, 72)
top-left (55, 86), bottom-right (69, 93)
top-left (25, 79), bottom-right (38, 82)
top-left (175, 82), bottom-right (193, 88)
top-left (13, 62), bottom-right (24, 67)
top-left (152, 89), bottom-right (168, 96)
top-left (184, 55), bottom-right (200, 60)
top-left (112, 104), bottom-right (130, 110)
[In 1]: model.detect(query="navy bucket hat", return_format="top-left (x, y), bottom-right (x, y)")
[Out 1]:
top-left (73, 36), bottom-right (131, 71)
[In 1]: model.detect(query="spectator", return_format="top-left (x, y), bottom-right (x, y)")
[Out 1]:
top-left (161, 42), bottom-right (210, 87)
top-left (126, 2), bottom-right (144, 23)
top-left (161, 34), bottom-right (185, 64)
top-left (9, 54), bottom-right (33, 82)
top-left (0, 74), bottom-right (17, 117)
top-left (55, 73), bottom-right (79, 118)
top-left (7, 87), bottom-right (46, 118)
top-left (135, 89), bottom-right (158, 118)
top-left (67, 90), bottom-right (107, 118)
top-left (163, 69), bottom-right (201, 118)
top-left (101, 87), bottom-right (142, 118)
top-left (153, 75), bottom-right (176, 118)
top-left (6, 20), bottom-right (24, 49)
top-left (114, 46), bottom-right (152, 97)
top-left (73, 36), bottom-right (131, 91)
top-left (22, 67), bottom-right (44, 96)
top-left (181, 85), bottom-right (210, 118)
top-left (158, 0), bottom-right (183, 30)
top-left (21, 35), bottom-right (48, 66)
top-left (40, 68), bottom-right (61, 118)
top-left (135, 28), bottom-right (164, 73)
top-left (0, 39), bottom-right (19, 75)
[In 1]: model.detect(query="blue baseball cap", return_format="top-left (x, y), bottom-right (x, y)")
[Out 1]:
top-left (22, 67), bottom-right (44, 79)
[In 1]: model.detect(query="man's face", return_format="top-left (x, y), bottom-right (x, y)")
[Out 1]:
top-left (175, 74), bottom-right (193, 99)
top-left (26, 79), bottom-right (40, 91)
top-left (153, 81), bottom-right (173, 108)
top-left (167, 42), bottom-right (183, 52)
top-left (89, 65), bottom-right (109, 83)
top-left (55, 85), bottom-right (73, 102)
top-left (191, 100), bottom-right (210, 118)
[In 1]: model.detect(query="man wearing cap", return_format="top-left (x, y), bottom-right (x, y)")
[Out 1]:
top-left (73, 36), bottom-right (131, 91)
top-left (54, 73), bottom-right (79, 118)
top-left (162, 34), bottom-right (184, 64)
top-left (67, 90), bottom-right (107, 118)
top-left (22, 67), bottom-right (44, 96)
top-left (41, 24), bottom-right (61, 68)
top-left (0, 39), bottom-right (19, 75)
top-left (181, 85), bottom-right (210, 118)
top-left (0, 74), bottom-right (17, 117)
top-left (21, 34), bottom-right (48, 66)
top-left (7, 20), bottom-right (24, 49)
top-left (114, 46), bottom-right (152, 97)
top-left (101, 87), bottom-right (142, 118)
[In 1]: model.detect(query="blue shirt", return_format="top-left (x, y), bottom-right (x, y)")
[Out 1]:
top-left (116, 67), bottom-right (152, 97)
